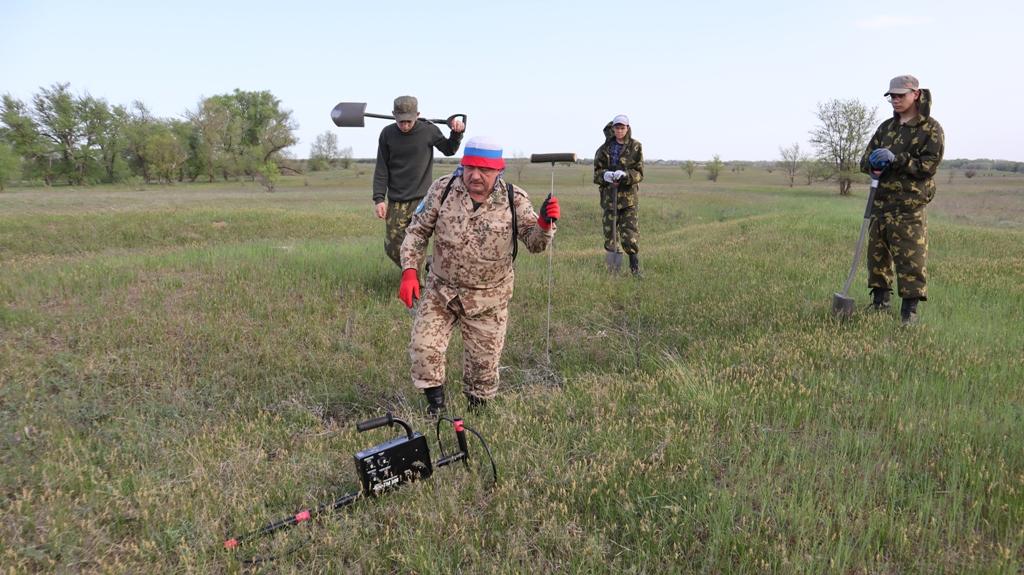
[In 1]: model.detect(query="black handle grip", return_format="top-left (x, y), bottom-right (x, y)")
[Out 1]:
top-left (543, 193), bottom-right (558, 223)
top-left (530, 153), bottom-right (576, 164)
top-left (426, 114), bottom-right (468, 128)
top-left (356, 413), bottom-right (393, 432)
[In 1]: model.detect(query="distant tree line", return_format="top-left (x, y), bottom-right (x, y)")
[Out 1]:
top-left (0, 83), bottom-right (297, 190)
top-left (943, 158), bottom-right (1023, 172)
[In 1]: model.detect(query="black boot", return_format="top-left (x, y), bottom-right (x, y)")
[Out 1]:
top-left (465, 393), bottom-right (487, 412)
top-left (424, 386), bottom-right (446, 416)
top-left (870, 287), bottom-right (892, 311)
top-left (900, 297), bottom-right (919, 326)
top-left (628, 254), bottom-right (643, 278)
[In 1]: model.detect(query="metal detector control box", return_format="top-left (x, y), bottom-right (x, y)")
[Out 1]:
top-left (354, 433), bottom-right (433, 496)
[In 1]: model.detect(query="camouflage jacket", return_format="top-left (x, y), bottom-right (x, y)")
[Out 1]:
top-left (860, 89), bottom-right (945, 212)
top-left (400, 174), bottom-right (554, 314)
top-left (593, 122), bottom-right (644, 208)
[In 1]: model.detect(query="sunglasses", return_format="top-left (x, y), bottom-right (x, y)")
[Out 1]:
top-left (886, 91), bottom-right (916, 101)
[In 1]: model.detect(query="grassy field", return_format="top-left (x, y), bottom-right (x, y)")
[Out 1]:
top-left (1, 164), bottom-right (1022, 573)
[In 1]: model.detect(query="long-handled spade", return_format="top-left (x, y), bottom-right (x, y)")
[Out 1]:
top-left (529, 153), bottom-right (574, 366)
top-left (832, 177), bottom-right (879, 318)
top-left (605, 183), bottom-right (623, 273)
top-left (331, 102), bottom-right (467, 128)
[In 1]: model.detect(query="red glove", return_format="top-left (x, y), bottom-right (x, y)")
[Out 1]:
top-left (537, 195), bottom-right (560, 231)
top-left (398, 268), bottom-right (420, 308)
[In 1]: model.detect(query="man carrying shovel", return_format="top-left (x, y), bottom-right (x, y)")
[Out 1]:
top-left (373, 96), bottom-right (465, 267)
top-left (859, 75), bottom-right (944, 325)
top-left (594, 115), bottom-right (644, 276)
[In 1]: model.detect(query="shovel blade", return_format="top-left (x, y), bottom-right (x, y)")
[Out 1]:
top-left (831, 293), bottom-right (856, 318)
top-left (605, 250), bottom-right (623, 273)
top-left (331, 102), bottom-right (368, 127)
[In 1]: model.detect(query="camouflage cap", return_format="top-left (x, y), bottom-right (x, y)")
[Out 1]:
top-left (885, 75), bottom-right (919, 96)
top-left (393, 96), bottom-right (419, 122)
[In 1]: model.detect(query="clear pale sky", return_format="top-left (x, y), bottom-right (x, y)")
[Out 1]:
top-left (2, 0), bottom-right (1020, 161)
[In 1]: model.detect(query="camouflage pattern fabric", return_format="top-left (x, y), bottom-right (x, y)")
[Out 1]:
top-left (409, 276), bottom-right (508, 402)
top-left (400, 174), bottom-right (555, 400)
top-left (601, 187), bottom-right (639, 254)
top-left (868, 209), bottom-right (928, 300)
top-left (594, 122), bottom-right (643, 254)
top-left (384, 199), bottom-right (418, 267)
top-left (859, 89), bottom-right (945, 214)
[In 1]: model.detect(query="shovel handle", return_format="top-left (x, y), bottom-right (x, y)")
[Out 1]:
top-left (426, 114), bottom-right (467, 128)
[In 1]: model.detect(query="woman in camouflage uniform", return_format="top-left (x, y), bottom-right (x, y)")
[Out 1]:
top-left (594, 115), bottom-right (644, 276)
top-left (860, 75), bottom-right (945, 325)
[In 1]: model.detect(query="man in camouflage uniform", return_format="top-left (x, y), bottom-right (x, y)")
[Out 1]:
top-left (397, 137), bottom-right (561, 413)
top-left (594, 115), bottom-right (644, 276)
top-left (860, 75), bottom-right (945, 325)
top-left (373, 95), bottom-right (465, 267)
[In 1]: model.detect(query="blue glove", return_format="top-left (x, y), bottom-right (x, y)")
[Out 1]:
top-left (869, 148), bottom-right (895, 170)
top-left (602, 171), bottom-right (615, 183)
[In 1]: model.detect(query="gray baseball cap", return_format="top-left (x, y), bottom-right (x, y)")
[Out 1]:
top-left (885, 75), bottom-right (919, 96)
top-left (393, 96), bottom-right (419, 122)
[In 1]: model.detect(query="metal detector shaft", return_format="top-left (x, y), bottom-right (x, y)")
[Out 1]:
top-left (839, 179), bottom-right (879, 297)
top-left (529, 153), bottom-right (573, 364)
top-left (223, 491), bottom-right (360, 549)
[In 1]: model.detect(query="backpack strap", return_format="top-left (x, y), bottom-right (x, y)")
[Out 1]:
top-left (437, 174), bottom-right (518, 262)
top-left (440, 175), bottom-right (456, 206)
top-left (508, 182), bottom-right (518, 262)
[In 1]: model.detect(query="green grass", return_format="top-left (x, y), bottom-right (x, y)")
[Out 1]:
top-left (1, 165), bottom-right (1022, 573)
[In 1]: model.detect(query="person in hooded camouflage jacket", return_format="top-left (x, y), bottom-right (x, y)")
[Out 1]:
top-left (860, 75), bottom-right (945, 325)
top-left (594, 115), bottom-right (644, 276)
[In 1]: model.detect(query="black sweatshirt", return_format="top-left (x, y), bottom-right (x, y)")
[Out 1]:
top-left (372, 121), bottom-right (463, 204)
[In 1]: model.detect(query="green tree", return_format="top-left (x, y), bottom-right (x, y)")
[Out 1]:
top-left (308, 130), bottom-right (339, 171)
top-left (187, 95), bottom-right (237, 181)
top-left (683, 160), bottom-right (695, 179)
top-left (809, 98), bottom-right (876, 196)
top-left (230, 90), bottom-right (297, 179)
top-left (706, 154), bottom-right (723, 182)
top-left (31, 83), bottom-right (80, 183)
top-left (1, 94), bottom-right (53, 184)
top-left (187, 90), bottom-right (296, 182)
top-left (779, 143), bottom-right (804, 187)
top-left (143, 125), bottom-right (187, 184)
top-left (0, 141), bottom-right (21, 190)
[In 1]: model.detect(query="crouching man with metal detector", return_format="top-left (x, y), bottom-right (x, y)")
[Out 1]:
top-left (594, 115), bottom-right (644, 276)
top-left (859, 75), bottom-right (944, 326)
top-left (397, 137), bottom-right (561, 414)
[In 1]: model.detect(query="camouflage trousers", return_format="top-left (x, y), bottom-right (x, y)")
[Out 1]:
top-left (384, 199), bottom-right (419, 267)
top-left (409, 283), bottom-right (509, 402)
top-left (868, 209), bottom-right (928, 300)
top-left (600, 192), bottom-right (639, 255)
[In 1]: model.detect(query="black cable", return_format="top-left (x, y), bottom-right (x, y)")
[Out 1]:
top-left (435, 416), bottom-right (497, 488)
top-left (461, 422), bottom-right (498, 488)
